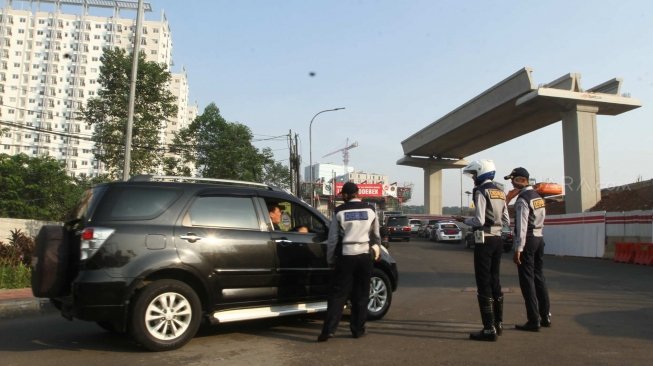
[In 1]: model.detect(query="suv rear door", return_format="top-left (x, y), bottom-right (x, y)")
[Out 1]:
top-left (174, 190), bottom-right (276, 309)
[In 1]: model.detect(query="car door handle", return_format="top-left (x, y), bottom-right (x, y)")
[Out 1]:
top-left (180, 233), bottom-right (203, 243)
top-left (275, 238), bottom-right (292, 244)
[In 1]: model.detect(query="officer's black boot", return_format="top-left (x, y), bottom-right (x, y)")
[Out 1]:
top-left (493, 296), bottom-right (504, 336)
top-left (469, 295), bottom-right (497, 342)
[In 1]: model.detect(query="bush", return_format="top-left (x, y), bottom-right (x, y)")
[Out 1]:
top-left (0, 229), bottom-right (35, 288)
top-left (0, 261), bottom-right (30, 289)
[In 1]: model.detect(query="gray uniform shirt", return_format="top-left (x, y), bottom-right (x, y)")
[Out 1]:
top-left (514, 186), bottom-right (546, 252)
top-left (326, 198), bottom-right (381, 265)
top-left (464, 179), bottom-right (510, 236)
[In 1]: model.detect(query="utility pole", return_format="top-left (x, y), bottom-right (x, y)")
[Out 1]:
top-left (294, 133), bottom-right (301, 196)
top-left (122, 0), bottom-right (144, 181)
top-left (287, 130), bottom-right (301, 196)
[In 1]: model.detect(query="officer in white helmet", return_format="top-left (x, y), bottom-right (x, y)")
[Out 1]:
top-left (455, 159), bottom-right (510, 341)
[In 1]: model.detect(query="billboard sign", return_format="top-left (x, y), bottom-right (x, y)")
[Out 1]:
top-left (334, 183), bottom-right (384, 197)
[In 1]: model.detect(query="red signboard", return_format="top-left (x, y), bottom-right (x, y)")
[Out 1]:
top-left (334, 183), bottom-right (384, 197)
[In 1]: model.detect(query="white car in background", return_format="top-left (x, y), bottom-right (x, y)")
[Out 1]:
top-left (409, 219), bottom-right (422, 235)
top-left (431, 222), bottom-right (463, 243)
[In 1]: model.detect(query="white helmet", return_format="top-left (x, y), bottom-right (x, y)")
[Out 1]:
top-left (463, 160), bottom-right (496, 185)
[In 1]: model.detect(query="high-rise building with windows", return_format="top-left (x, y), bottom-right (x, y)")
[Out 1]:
top-left (0, 0), bottom-right (195, 177)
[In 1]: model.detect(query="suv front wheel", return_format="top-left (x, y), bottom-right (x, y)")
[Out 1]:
top-left (130, 279), bottom-right (201, 351)
top-left (367, 268), bottom-right (392, 320)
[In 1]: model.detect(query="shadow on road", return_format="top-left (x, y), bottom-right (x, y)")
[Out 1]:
top-left (575, 307), bottom-right (653, 340)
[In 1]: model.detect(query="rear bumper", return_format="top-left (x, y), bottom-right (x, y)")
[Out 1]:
top-left (58, 270), bottom-right (134, 325)
top-left (438, 234), bottom-right (462, 241)
top-left (388, 232), bottom-right (411, 240)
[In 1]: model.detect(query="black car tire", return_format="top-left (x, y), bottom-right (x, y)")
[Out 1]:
top-left (367, 268), bottom-right (392, 321)
top-left (130, 279), bottom-right (201, 352)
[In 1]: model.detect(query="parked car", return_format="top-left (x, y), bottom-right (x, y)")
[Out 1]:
top-left (31, 175), bottom-right (399, 351)
top-left (420, 219), bottom-right (440, 238)
top-left (465, 230), bottom-right (475, 248)
top-left (383, 215), bottom-right (411, 242)
top-left (464, 226), bottom-right (514, 252)
top-left (431, 222), bottom-right (463, 242)
top-left (409, 219), bottom-right (422, 235)
top-left (501, 225), bottom-right (514, 252)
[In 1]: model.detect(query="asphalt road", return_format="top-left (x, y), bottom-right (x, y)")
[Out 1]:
top-left (1, 238), bottom-right (652, 366)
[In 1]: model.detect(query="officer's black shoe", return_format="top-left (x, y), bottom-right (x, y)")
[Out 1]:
top-left (540, 316), bottom-right (552, 327)
top-left (495, 321), bottom-right (503, 336)
top-left (469, 328), bottom-right (498, 342)
top-left (317, 332), bottom-right (334, 342)
top-left (352, 330), bottom-right (367, 339)
top-left (515, 322), bottom-right (540, 332)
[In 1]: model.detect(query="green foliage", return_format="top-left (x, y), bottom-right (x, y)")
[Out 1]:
top-left (173, 103), bottom-right (287, 183)
top-left (0, 229), bottom-right (35, 289)
top-left (0, 262), bottom-right (31, 289)
top-left (0, 154), bottom-right (110, 221)
top-left (261, 147), bottom-right (291, 189)
top-left (78, 47), bottom-right (178, 179)
top-left (1, 154), bottom-right (76, 220)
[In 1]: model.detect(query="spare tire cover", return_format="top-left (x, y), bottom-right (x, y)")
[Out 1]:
top-left (31, 225), bottom-right (70, 298)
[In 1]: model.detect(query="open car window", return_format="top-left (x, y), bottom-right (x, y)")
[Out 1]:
top-left (264, 199), bottom-right (327, 234)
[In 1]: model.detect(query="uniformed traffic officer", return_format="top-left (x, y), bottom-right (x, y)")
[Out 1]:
top-left (456, 159), bottom-right (509, 341)
top-left (318, 182), bottom-right (381, 342)
top-left (505, 167), bottom-right (551, 331)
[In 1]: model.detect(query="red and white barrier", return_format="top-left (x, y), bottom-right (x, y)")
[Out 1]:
top-left (543, 212), bottom-right (606, 257)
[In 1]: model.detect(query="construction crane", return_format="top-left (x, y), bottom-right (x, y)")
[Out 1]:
top-left (322, 138), bottom-right (358, 177)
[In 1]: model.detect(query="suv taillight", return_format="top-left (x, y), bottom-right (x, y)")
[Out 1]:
top-left (79, 227), bottom-right (114, 260)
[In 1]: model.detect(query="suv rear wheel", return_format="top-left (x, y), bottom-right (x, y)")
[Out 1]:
top-left (367, 268), bottom-right (392, 320)
top-left (130, 280), bottom-right (201, 351)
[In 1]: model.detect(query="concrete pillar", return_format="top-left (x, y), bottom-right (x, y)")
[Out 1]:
top-left (423, 167), bottom-right (443, 214)
top-left (561, 104), bottom-right (601, 213)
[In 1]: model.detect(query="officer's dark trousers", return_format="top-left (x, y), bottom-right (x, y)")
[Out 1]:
top-left (517, 236), bottom-right (550, 323)
top-left (474, 235), bottom-right (503, 299)
top-left (321, 253), bottom-right (372, 336)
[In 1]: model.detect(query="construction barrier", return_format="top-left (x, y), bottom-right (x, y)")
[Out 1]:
top-left (633, 243), bottom-right (653, 265)
top-left (613, 243), bottom-right (637, 263)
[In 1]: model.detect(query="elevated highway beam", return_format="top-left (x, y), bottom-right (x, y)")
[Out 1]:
top-left (399, 68), bottom-right (641, 214)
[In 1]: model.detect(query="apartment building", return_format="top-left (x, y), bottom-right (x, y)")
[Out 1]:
top-left (0, 0), bottom-right (195, 177)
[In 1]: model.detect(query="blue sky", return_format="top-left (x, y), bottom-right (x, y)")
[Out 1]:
top-left (148, 0), bottom-right (651, 206)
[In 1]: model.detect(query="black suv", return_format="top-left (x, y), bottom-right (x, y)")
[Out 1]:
top-left (31, 176), bottom-right (398, 351)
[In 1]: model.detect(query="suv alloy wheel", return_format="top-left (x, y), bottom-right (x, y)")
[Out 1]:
top-left (130, 279), bottom-right (202, 351)
top-left (367, 268), bottom-right (392, 320)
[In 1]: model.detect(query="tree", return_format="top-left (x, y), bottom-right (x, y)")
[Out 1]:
top-left (78, 47), bottom-right (178, 179)
top-left (0, 154), bottom-right (86, 220)
top-left (173, 103), bottom-right (275, 181)
top-left (260, 147), bottom-right (291, 189)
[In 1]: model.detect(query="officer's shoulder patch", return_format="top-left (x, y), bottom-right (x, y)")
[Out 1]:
top-left (532, 198), bottom-right (545, 209)
top-left (487, 189), bottom-right (506, 200)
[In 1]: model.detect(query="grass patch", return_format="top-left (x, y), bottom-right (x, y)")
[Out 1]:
top-left (0, 262), bottom-right (31, 289)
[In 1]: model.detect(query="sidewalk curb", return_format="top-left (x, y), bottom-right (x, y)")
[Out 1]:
top-left (0, 298), bottom-right (55, 319)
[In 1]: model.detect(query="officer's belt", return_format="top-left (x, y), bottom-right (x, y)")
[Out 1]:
top-left (342, 242), bottom-right (369, 245)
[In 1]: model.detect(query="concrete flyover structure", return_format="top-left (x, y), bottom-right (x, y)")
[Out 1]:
top-left (398, 67), bottom-right (641, 214)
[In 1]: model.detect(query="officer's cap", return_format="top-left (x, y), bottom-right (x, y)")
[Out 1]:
top-left (504, 167), bottom-right (529, 180)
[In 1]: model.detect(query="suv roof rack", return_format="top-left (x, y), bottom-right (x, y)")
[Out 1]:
top-left (130, 175), bottom-right (271, 189)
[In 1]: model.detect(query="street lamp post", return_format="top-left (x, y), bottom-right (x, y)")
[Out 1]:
top-left (309, 107), bottom-right (345, 207)
top-left (464, 190), bottom-right (472, 215)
